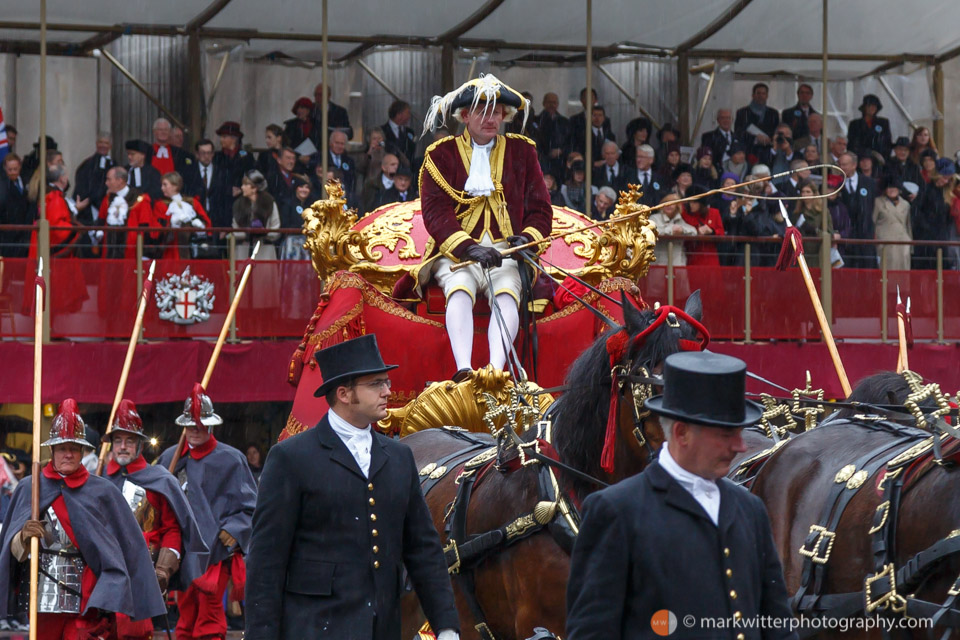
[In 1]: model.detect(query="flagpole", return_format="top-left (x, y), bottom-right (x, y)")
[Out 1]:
top-left (168, 242), bottom-right (261, 473)
top-left (96, 260), bottom-right (156, 475)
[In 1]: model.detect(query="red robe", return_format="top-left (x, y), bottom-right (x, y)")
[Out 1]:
top-left (24, 190), bottom-right (88, 314)
top-left (28, 189), bottom-right (79, 258)
top-left (681, 205), bottom-right (726, 267)
top-left (98, 190), bottom-right (157, 259)
top-left (151, 144), bottom-right (175, 175)
top-left (153, 196), bottom-right (212, 260)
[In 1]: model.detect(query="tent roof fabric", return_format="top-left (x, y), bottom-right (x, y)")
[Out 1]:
top-left (4, 0), bottom-right (960, 72)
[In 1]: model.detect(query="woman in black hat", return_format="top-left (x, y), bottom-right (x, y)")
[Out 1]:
top-left (873, 173), bottom-right (912, 271)
top-left (847, 94), bottom-right (892, 159)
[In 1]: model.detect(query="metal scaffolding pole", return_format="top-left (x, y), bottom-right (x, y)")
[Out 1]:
top-left (584, 0), bottom-right (593, 208)
top-left (39, 0), bottom-right (50, 343)
top-left (820, 0), bottom-right (832, 325)
top-left (321, 0), bottom-right (329, 180)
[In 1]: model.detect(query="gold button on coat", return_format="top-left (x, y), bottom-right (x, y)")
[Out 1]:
top-left (724, 548), bottom-right (730, 557)
top-left (369, 498), bottom-right (376, 506)
top-left (733, 611), bottom-right (742, 621)
top-left (736, 634), bottom-right (745, 640)
top-left (726, 569), bottom-right (733, 578)
top-left (372, 529), bottom-right (378, 537)
top-left (729, 590), bottom-right (737, 600)
top-left (370, 514), bottom-right (377, 522)
top-left (373, 560), bottom-right (380, 569)
top-left (372, 546), bottom-right (379, 554)
top-left (368, 483), bottom-right (374, 491)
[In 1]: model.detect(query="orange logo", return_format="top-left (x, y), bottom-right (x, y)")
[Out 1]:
top-left (650, 609), bottom-right (677, 636)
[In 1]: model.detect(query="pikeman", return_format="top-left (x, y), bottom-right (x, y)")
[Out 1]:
top-left (0, 399), bottom-right (165, 639)
top-left (396, 74), bottom-right (553, 379)
top-left (104, 399), bottom-right (209, 640)
top-left (157, 385), bottom-right (257, 640)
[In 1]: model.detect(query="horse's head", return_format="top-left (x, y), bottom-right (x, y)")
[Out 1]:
top-left (552, 290), bottom-right (708, 501)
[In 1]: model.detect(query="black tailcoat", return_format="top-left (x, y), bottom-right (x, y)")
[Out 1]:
top-left (244, 415), bottom-right (459, 640)
top-left (566, 462), bottom-right (796, 640)
top-left (839, 172), bottom-right (878, 267)
top-left (0, 177), bottom-right (32, 257)
top-left (780, 104), bottom-right (817, 140)
top-left (381, 121), bottom-right (417, 165)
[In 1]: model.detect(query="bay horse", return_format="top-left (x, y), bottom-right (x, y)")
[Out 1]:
top-left (400, 292), bottom-right (766, 639)
top-left (750, 372), bottom-right (960, 638)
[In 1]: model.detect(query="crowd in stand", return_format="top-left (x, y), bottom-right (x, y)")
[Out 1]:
top-left (1, 80), bottom-right (958, 271)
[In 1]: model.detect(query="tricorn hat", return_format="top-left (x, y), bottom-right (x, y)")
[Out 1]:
top-left (109, 399), bottom-right (147, 439)
top-left (176, 383), bottom-right (223, 429)
top-left (314, 334), bottom-right (398, 397)
top-left (215, 121), bottom-right (244, 138)
top-left (422, 74), bottom-right (528, 135)
top-left (125, 139), bottom-right (152, 156)
top-left (644, 351), bottom-right (763, 428)
top-left (42, 399), bottom-right (95, 448)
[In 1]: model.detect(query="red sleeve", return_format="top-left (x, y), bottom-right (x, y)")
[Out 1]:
top-left (98, 195), bottom-right (110, 222)
top-left (707, 208), bottom-right (726, 236)
top-left (419, 140), bottom-right (475, 261)
top-left (153, 200), bottom-right (169, 222)
top-left (146, 490), bottom-right (182, 553)
top-left (519, 140), bottom-right (553, 245)
top-left (46, 194), bottom-right (74, 246)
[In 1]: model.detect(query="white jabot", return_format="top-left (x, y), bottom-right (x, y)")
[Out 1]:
top-left (167, 194), bottom-right (198, 228)
top-left (380, 172), bottom-right (395, 190)
top-left (437, 630), bottom-right (460, 640)
top-left (155, 145), bottom-right (170, 159)
top-left (659, 441), bottom-right (721, 526)
top-left (464, 138), bottom-right (495, 196)
top-left (107, 186), bottom-right (131, 226)
top-left (328, 408), bottom-right (372, 478)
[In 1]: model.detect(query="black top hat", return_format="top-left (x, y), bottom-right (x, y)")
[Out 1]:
top-left (859, 94), bottom-right (883, 113)
top-left (394, 165), bottom-right (413, 178)
top-left (215, 121), bottom-right (244, 138)
top-left (893, 136), bottom-right (911, 149)
top-left (314, 335), bottom-right (399, 397)
top-left (125, 139), bottom-right (152, 156)
top-left (644, 351), bottom-right (762, 428)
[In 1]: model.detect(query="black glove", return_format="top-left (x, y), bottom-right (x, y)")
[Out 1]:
top-left (464, 244), bottom-right (503, 269)
top-left (506, 235), bottom-right (529, 261)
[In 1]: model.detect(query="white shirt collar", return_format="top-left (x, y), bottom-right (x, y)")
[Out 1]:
top-left (658, 441), bottom-right (721, 526)
top-left (116, 185), bottom-right (130, 199)
top-left (389, 120), bottom-right (401, 138)
top-left (328, 408), bottom-right (372, 477)
top-left (381, 173), bottom-right (395, 190)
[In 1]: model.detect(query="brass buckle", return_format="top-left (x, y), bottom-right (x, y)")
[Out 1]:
top-left (868, 501), bottom-right (890, 535)
top-left (475, 622), bottom-right (496, 640)
top-left (632, 426), bottom-right (647, 448)
top-left (798, 525), bottom-right (836, 565)
top-left (948, 573), bottom-right (960, 597)
top-left (444, 539), bottom-right (461, 574)
top-left (865, 563), bottom-right (907, 613)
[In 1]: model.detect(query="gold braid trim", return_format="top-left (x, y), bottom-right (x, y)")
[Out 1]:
top-left (506, 132), bottom-right (537, 147)
top-left (421, 151), bottom-right (486, 207)
top-left (307, 300), bottom-right (365, 346)
top-left (284, 413), bottom-right (311, 437)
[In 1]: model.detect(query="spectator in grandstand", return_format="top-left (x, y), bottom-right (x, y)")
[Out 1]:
top-left (257, 123), bottom-right (285, 181)
top-left (650, 193), bottom-right (697, 266)
top-left (561, 159), bottom-right (587, 214)
top-left (701, 109), bottom-right (739, 169)
top-left (155, 171), bottom-right (211, 260)
top-left (20, 135), bottom-right (57, 185)
top-left (151, 117), bottom-right (200, 196)
top-left (284, 97), bottom-right (315, 155)
top-left (778, 158), bottom-right (810, 199)
top-left (715, 172), bottom-right (745, 266)
top-left (741, 181), bottom-right (785, 268)
top-left (171, 126), bottom-right (186, 149)
top-left (722, 141), bottom-right (749, 181)
top-left (74, 132), bottom-right (114, 225)
top-left (0, 154), bottom-right (30, 258)
top-left (266, 146), bottom-right (303, 213)
top-left (660, 143), bottom-right (682, 183)
top-left (829, 135), bottom-right (847, 165)
top-left (280, 174), bottom-right (314, 261)
top-left (356, 127), bottom-right (387, 186)
top-left (848, 94), bottom-right (892, 159)
top-left (914, 158), bottom-right (956, 269)
top-left (381, 99), bottom-right (416, 166)
top-left (326, 130), bottom-right (356, 201)
top-left (215, 121), bottom-right (256, 201)
top-left (595, 140), bottom-right (627, 193)
top-left (536, 92), bottom-right (571, 183)
top-left (569, 88), bottom-right (612, 166)
top-left (361, 152), bottom-right (400, 215)
top-left (693, 146), bottom-right (718, 188)
top-left (626, 144), bottom-right (667, 207)
top-left (825, 175), bottom-right (852, 258)
top-left (245, 444), bottom-right (263, 485)
top-left (781, 83), bottom-right (817, 140)
top-left (4, 125), bottom-right (16, 153)
top-left (802, 143), bottom-right (821, 166)
top-left (838, 151), bottom-right (878, 268)
top-left (887, 136), bottom-right (923, 189)
top-left (857, 150), bottom-right (883, 182)
top-left (124, 139), bottom-right (163, 202)
top-left (919, 149), bottom-right (938, 184)
top-left (793, 113), bottom-right (824, 159)
top-left (792, 180), bottom-right (838, 265)
top-left (506, 91), bottom-right (538, 138)
top-left (672, 163), bottom-right (694, 198)
top-left (591, 186), bottom-right (617, 221)
top-left (734, 82), bottom-right (779, 159)
top-left (543, 171), bottom-right (565, 207)
top-left (681, 183), bottom-right (725, 267)
top-left (909, 126), bottom-right (938, 166)
top-left (654, 123), bottom-right (679, 169)
top-left (379, 165), bottom-right (416, 206)
top-left (768, 124), bottom-right (798, 177)
top-left (621, 116), bottom-right (652, 173)
top-left (311, 82), bottom-right (353, 140)
top-left (232, 170), bottom-right (280, 260)
top-left (195, 138), bottom-right (235, 247)
top-left (873, 175), bottom-right (912, 271)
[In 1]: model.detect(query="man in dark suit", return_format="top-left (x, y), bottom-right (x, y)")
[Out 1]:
top-left (195, 138), bottom-right (235, 257)
top-left (74, 133), bottom-right (114, 227)
top-left (0, 153), bottom-right (31, 257)
top-left (125, 139), bottom-right (163, 202)
top-left (312, 82), bottom-right (353, 140)
top-left (625, 144), bottom-right (668, 207)
top-left (327, 130), bottom-right (358, 207)
top-left (245, 335), bottom-right (460, 640)
top-left (780, 83), bottom-right (817, 140)
top-left (570, 89), bottom-right (614, 166)
top-left (734, 83), bottom-right (779, 160)
top-left (536, 92), bottom-right (571, 182)
top-left (701, 108), bottom-right (741, 169)
top-left (595, 140), bottom-right (628, 193)
top-left (381, 99), bottom-right (416, 166)
top-left (566, 351), bottom-right (796, 640)
top-left (838, 151), bottom-right (877, 268)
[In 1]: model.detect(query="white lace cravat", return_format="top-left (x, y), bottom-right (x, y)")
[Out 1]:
top-left (155, 146), bottom-right (170, 159)
top-left (659, 441), bottom-right (721, 526)
top-left (106, 187), bottom-right (130, 226)
top-left (464, 138), bottom-right (495, 197)
top-left (328, 408), bottom-right (372, 477)
top-left (167, 194), bottom-right (197, 228)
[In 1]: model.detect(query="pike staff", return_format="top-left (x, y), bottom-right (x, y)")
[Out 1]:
top-left (168, 242), bottom-right (262, 472)
top-left (96, 260), bottom-right (157, 475)
top-left (29, 258), bottom-right (43, 640)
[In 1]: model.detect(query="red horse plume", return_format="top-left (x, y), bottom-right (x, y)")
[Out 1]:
top-left (191, 383), bottom-right (205, 426)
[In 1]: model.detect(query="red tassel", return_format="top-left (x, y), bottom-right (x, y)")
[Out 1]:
top-left (190, 383), bottom-right (205, 427)
top-left (775, 227), bottom-right (804, 271)
top-left (601, 374), bottom-right (619, 474)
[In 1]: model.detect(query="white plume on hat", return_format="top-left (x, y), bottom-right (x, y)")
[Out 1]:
top-left (422, 73), bottom-right (529, 137)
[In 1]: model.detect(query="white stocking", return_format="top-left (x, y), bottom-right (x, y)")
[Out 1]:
top-left (445, 290), bottom-right (475, 371)
top-left (488, 293), bottom-right (520, 370)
